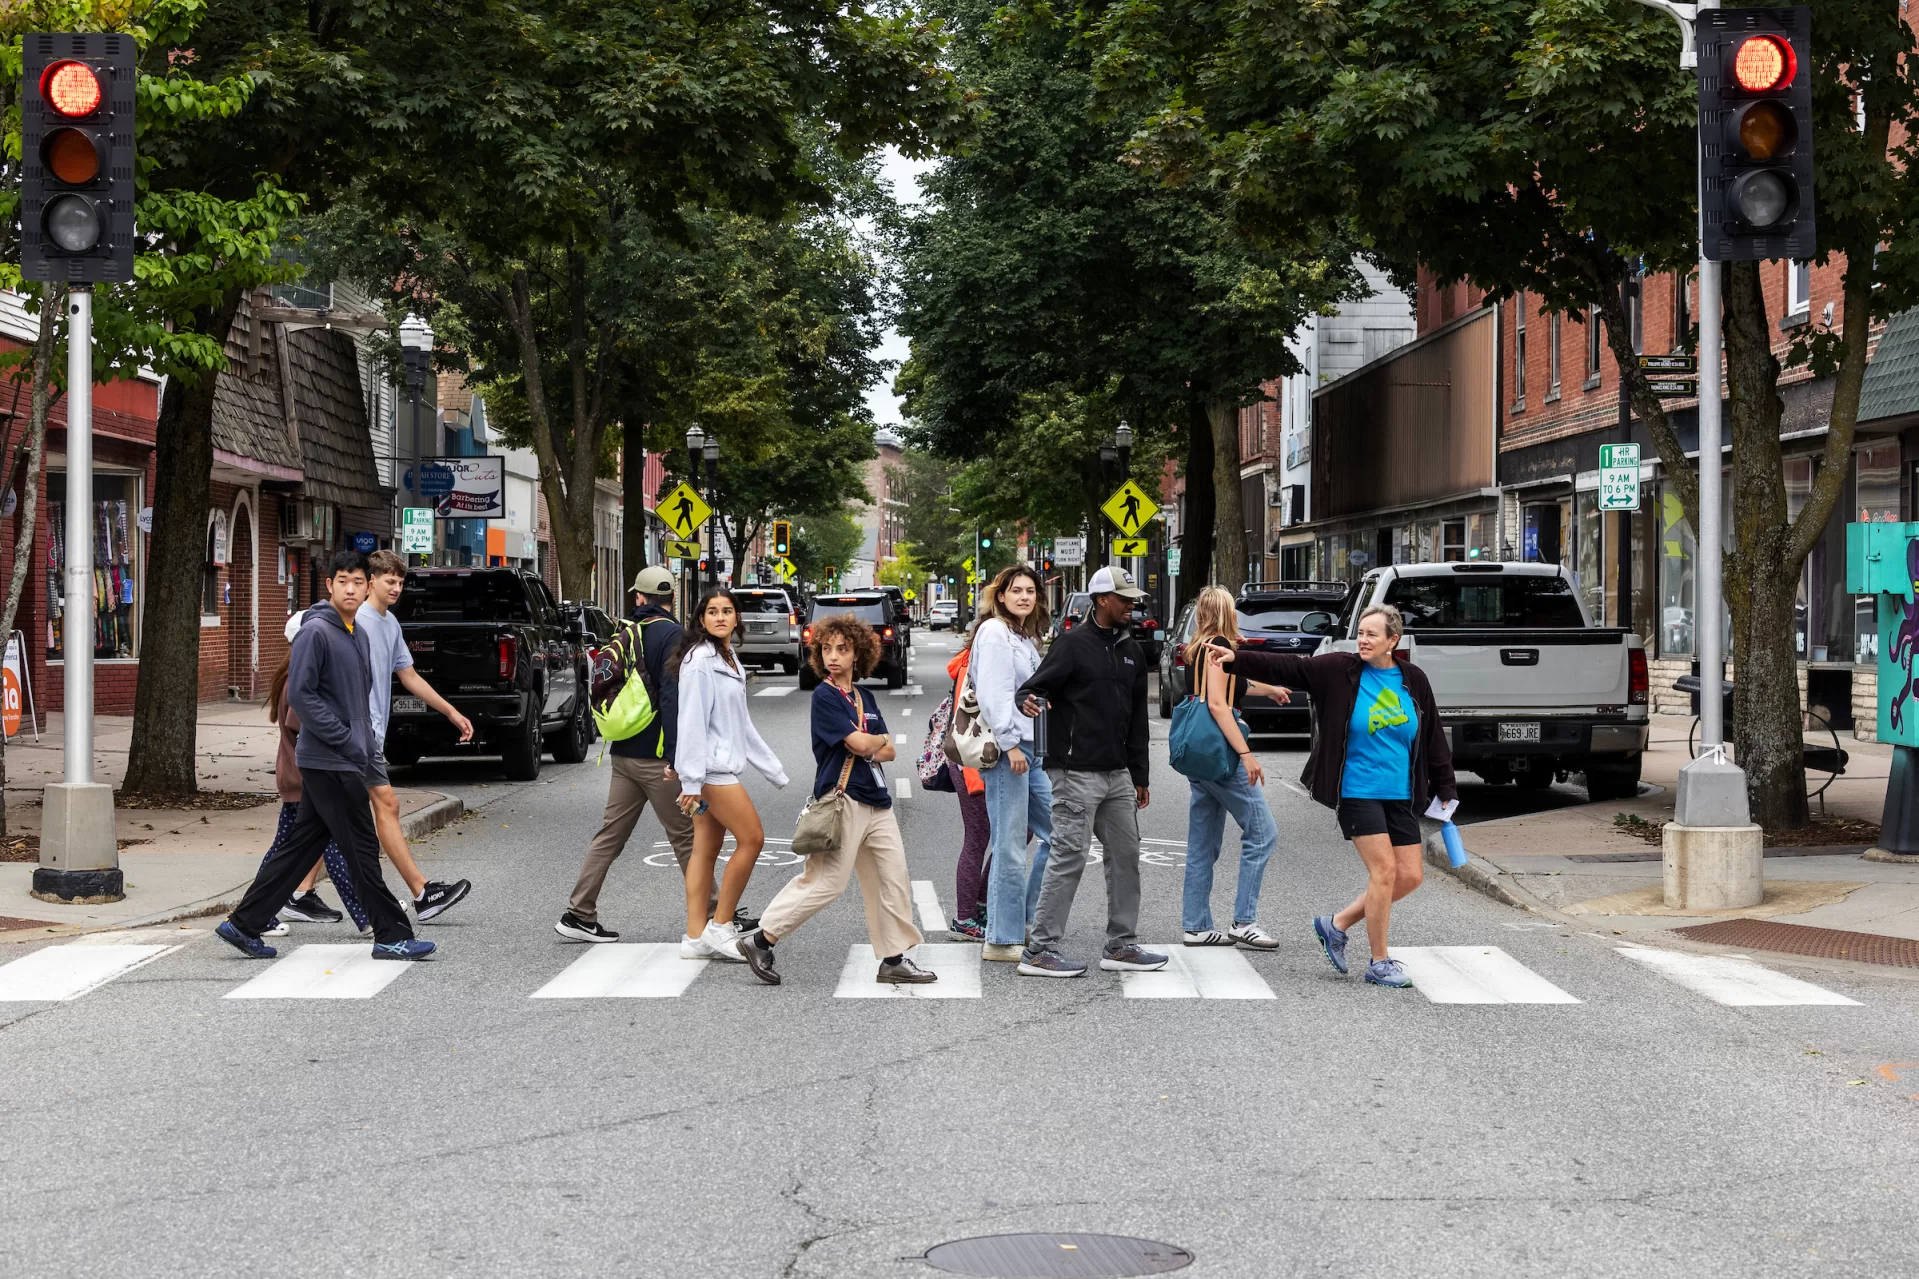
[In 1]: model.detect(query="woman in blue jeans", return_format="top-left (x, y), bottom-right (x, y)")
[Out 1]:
top-left (970, 565), bottom-right (1053, 962)
top-left (1181, 587), bottom-right (1290, 949)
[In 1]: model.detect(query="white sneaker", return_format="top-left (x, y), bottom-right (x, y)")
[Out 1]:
top-left (1229, 921), bottom-right (1280, 950)
top-left (701, 919), bottom-right (745, 962)
top-left (680, 933), bottom-right (713, 960)
top-left (1182, 929), bottom-right (1233, 946)
top-left (263, 918), bottom-right (290, 937)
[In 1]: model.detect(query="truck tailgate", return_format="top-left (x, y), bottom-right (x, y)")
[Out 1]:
top-left (1407, 630), bottom-right (1631, 711)
top-left (403, 626), bottom-right (507, 688)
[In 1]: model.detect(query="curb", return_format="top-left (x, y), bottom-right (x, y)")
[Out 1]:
top-left (1421, 822), bottom-right (1542, 914)
top-left (401, 794), bottom-right (465, 842)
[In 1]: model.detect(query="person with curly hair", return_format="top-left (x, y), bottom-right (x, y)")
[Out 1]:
top-left (737, 613), bottom-right (934, 987)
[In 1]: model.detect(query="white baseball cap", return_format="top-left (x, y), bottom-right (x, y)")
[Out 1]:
top-left (1087, 565), bottom-right (1146, 600)
top-left (284, 612), bottom-right (305, 643)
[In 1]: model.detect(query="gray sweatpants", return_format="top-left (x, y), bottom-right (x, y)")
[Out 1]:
top-left (1027, 767), bottom-right (1142, 955)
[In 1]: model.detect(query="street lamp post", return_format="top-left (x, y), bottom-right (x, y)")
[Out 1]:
top-left (684, 423), bottom-right (704, 612)
top-left (703, 434), bottom-right (721, 594)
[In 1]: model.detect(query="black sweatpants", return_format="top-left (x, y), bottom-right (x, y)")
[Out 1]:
top-left (231, 767), bottom-right (413, 945)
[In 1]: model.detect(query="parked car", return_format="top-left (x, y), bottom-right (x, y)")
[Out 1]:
top-left (385, 567), bottom-right (591, 780)
top-left (1156, 582), bottom-right (1352, 733)
top-left (1322, 562), bottom-right (1649, 799)
top-left (1048, 592), bottom-right (1092, 643)
top-left (801, 592), bottom-right (908, 689)
top-left (1048, 589), bottom-right (1162, 660)
top-left (561, 600), bottom-right (618, 648)
top-left (878, 585), bottom-right (914, 651)
top-left (732, 586), bottom-right (803, 674)
top-left (928, 599), bottom-right (960, 630)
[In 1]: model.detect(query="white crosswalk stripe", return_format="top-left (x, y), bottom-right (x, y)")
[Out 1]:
top-left (894, 775), bottom-right (912, 800)
top-left (1121, 946), bottom-right (1275, 1000)
top-left (1393, 947), bottom-right (1581, 1004)
top-left (532, 944), bottom-right (710, 998)
top-left (890, 685), bottom-right (923, 697)
top-left (224, 945), bottom-right (419, 1000)
top-left (911, 880), bottom-right (946, 934)
top-left (835, 944), bottom-right (980, 998)
top-left (754, 685), bottom-right (797, 698)
top-left (1616, 946), bottom-right (1860, 1006)
top-left (0, 943), bottom-right (176, 1002)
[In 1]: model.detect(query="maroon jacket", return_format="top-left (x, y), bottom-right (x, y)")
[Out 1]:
top-left (1223, 649), bottom-right (1458, 812)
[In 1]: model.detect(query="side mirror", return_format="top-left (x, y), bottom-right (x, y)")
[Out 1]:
top-left (1299, 611), bottom-right (1336, 637)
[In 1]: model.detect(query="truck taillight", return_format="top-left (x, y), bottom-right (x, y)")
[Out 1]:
top-left (802, 625), bottom-right (813, 644)
top-left (789, 612), bottom-right (799, 626)
top-left (1628, 647), bottom-right (1648, 705)
top-left (1143, 618), bottom-right (1159, 630)
top-left (499, 639), bottom-right (516, 681)
top-left (883, 626), bottom-right (895, 641)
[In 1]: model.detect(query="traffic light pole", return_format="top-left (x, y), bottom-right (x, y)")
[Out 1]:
top-left (38, 286), bottom-right (122, 902)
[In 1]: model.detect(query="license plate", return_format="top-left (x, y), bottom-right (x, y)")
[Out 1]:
top-left (391, 696), bottom-right (427, 715)
top-left (1499, 721), bottom-right (1541, 743)
top-left (749, 622), bottom-right (776, 633)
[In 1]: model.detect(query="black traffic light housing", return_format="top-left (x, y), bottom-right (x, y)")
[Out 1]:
top-left (771, 520), bottom-right (791, 557)
top-left (1041, 556), bottom-right (1055, 573)
top-left (20, 32), bottom-right (135, 283)
top-left (980, 535), bottom-right (993, 549)
top-left (1698, 8), bottom-right (1815, 262)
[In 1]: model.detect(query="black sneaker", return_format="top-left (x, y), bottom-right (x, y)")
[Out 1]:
top-left (731, 908), bottom-right (761, 934)
top-left (554, 912), bottom-right (618, 943)
top-left (281, 891), bottom-right (343, 924)
top-left (740, 933), bottom-right (781, 986)
top-left (415, 879), bottom-right (471, 922)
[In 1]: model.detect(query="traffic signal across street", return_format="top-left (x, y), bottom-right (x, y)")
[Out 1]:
top-left (19, 32), bottom-right (135, 284)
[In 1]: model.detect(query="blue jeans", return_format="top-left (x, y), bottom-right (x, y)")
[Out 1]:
top-left (1182, 765), bottom-right (1277, 932)
top-left (983, 748), bottom-right (1053, 945)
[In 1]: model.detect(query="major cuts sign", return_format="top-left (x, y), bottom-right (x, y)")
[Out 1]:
top-left (415, 456), bottom-right (507, 519)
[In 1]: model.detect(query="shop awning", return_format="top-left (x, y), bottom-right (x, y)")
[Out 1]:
top-left (1860, 307), bottom-right (1919, 428)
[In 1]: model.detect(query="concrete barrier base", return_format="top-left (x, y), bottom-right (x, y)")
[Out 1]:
top-left (1663, 823), bottom-right (1764, 911)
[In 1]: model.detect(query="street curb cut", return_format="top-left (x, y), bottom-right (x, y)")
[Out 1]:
top-left (1421, 823), bottom-right (1536, 913)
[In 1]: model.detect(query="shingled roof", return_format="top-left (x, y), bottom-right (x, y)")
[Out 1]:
top-left (287, 326), bottom-right (389, 509)
top-left (1860, 308), bottom-right (1919, 427)
top-left (212, 301), bottom-right (303, 475)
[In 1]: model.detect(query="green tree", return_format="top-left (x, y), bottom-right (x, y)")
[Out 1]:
top-left (1094, 0), bottom-right (1919, 829)
top-left (895, 0), bottom-right (1355, 596)
top-left (887, 447), bottom-right (968, 583)
top-left (788, 508), bottom-right (864, 589)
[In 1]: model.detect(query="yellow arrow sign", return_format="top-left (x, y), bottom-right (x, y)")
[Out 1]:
top-left (1112, 537), bottom-right (1148, 556)
top-left (1102, 480), bottom-right (1158, 537)
top-left (665, 539), bottom-right (701, 560)
top-left (656, 483), bottom-right (712, 538)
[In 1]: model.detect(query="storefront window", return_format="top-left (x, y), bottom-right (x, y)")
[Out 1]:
top-left (47, 472), bottom-right (140, 661)
top-left (1659, 485), bottom-right (1695, 656)
top-left (1442, 520), bottom-right (1466, 561)
top-left (1785, 458), bottom-right (1812, 657)
top-left (1575, 490), bottom-right (1603, 623)
top-left (1856, 443), bottom-right (1901, 662)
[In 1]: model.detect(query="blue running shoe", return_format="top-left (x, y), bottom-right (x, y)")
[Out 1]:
top-left (1312, 915), bottom-right (1349, 974)
top-left (215, 919), bottom-right (277, 959)
top-left (1364, 957), bottom-right (1412, 988)
top-left (1016, 949), bottom-right (1087, 978)
top-left (371, 938), bottom-right (436, 961)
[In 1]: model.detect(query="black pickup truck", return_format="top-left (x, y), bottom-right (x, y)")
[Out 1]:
top-left (384, 568), bottom-right (591, 780)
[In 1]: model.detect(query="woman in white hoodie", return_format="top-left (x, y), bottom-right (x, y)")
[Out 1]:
top-left (970, 565), bottom-right (1053, 962)
top-left (674, 589), bottom-right (789, 960)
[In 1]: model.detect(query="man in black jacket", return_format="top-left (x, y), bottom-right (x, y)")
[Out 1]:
top-left (218, 551), bottom-right (427, 961)
top-left (556, 565), bottom-right (692, 941)
top-left (1013, 566), bottom-right (1167, 977)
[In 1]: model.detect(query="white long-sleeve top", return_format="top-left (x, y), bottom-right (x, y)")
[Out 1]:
top-left (674, 644), bottom-right (789, 795)
top-left (970, 617), bottom-right (1042, 750)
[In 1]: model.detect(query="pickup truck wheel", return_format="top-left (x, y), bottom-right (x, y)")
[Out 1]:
top-left (1584, 756), bottom-right (1643, 802)
top-left (886, 660), bottom-right (906, 689)
top-left (548, 696), bottom-right (592, 765)
top-left (502, 700), bottom-right (544, 781)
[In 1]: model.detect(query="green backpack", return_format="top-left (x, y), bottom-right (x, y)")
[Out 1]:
top-left (590, 617), bottom-right (664, 748)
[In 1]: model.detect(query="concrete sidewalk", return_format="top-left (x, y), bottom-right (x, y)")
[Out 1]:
top-left (1440, 712), bottom-right (1919, 945)
top-left (0, 705), bottom-right (462, 939)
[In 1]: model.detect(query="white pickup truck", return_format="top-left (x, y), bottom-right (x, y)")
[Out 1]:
top-left (1302, 562), bottom-right (1649, 800)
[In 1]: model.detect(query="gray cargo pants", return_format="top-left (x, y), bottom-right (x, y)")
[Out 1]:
top-left (1027, 767), bottom-right (1142, 956)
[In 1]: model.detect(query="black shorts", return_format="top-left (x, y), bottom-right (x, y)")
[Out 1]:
top-left (1336, 797), bottom-right (1421, 845)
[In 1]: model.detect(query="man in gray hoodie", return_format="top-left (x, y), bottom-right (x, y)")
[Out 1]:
top-left (217, 551), bottom-right (429, 960)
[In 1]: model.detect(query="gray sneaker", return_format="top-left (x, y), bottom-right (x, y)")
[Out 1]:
top-left (877, 956), bottom-right (938, 984)
top-left (1098, 944), bottom-right (1169, 972)
top-left (1365, 957), bottom-right (1413, 988)
top-left (1017, 949), bottom-right (1087, 978)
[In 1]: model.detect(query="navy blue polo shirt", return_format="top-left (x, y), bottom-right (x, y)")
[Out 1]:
top-left (811, 682), bottom-right (891, 809)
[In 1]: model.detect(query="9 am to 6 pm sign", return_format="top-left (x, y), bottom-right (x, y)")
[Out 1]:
top-left (1599, 443), bottom-right (1640, 511)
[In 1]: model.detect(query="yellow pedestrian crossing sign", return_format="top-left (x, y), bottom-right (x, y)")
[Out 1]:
top-left (666, 539), bottom-right (701, 560)
top-left (657, 483), bottom-right (712, 538)
top-left (1113, 538), bottom-right (1148, 556)
top-left (1102, 480), bottom-right (1158, 537)
top-left (773, 557), bottom-right (798, 582)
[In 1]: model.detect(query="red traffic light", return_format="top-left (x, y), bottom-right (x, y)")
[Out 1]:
top-left (1731, 34), bottom-right (1794, 92)
top-left (40, 60), bottom-right (102, 117)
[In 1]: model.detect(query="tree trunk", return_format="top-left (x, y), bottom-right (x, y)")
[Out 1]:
top-left (1178, 396), bottom-right (1214, 604)
top-left (620, 423), bottom-right (648, 605)
top-left (0, 286), bottom-right (62, 835)
top-left (1207, 394), bottom-right (1245, 592)
top-left (1721, 259), bottom-right (1807, 831)
top-left (125, 295), bottom-right (239, 797)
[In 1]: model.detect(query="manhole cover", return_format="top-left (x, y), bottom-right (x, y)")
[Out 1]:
top-left (1672, 918), bottom-right (1919, 969)
top-left (918, 1232), bottom-right (1193, 1278)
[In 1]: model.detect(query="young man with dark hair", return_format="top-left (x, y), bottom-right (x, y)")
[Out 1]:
top-left (218, 551), bottom-right (430, 960)
top-left (555, 565), bottom-right (695, 941)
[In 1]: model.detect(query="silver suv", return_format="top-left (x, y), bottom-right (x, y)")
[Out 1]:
top-left (732, 587), bottom-right (802, 674)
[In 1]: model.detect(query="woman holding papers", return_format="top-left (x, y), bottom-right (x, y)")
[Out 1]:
top-left (1203, 602), bottom-right (1458, 989)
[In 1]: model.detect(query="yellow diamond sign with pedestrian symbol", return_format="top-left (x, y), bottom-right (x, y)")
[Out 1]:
top-left (656, 483), bottom-right (712, 539)
top-left (1102, 480), bottom-right (1158, 537)
top-left (773, 557), bottom-right (798, 582)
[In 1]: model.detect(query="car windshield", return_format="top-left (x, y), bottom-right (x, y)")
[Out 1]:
top-left (1383, 575), bottom-right (1586, 628)
top-left (393, 573), bottom-right (534, 623)
top-left (1063, 594), bottom-right (1090, 618)
top-left (734, 591), bottom-right (790, 615)
top-left (1235, 604), bottom-right (1313, 632)
top-left (810, 597), bottom-right (889, 626)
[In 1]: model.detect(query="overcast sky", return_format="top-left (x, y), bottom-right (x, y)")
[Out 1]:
top-left (864, 148), bottom-right (934, 433)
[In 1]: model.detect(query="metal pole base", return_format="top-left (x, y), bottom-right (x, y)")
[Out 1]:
top-left (1864, 744), bottom-right (1919, 863)
top-left (35, 781), bottom-right (121, 902)
top-left (1666, 752), bottom-right (1761, 909)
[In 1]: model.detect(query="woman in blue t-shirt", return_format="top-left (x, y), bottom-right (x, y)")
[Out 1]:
top-left (737, 615), bottom-right (934, 988)
top-left (1203, 602), bottom-right (1457, 989)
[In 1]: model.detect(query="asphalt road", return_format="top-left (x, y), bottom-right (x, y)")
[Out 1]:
top-left (4, 629), bottom-right (1919, 1278)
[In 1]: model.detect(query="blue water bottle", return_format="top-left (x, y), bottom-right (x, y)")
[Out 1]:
top-left (1440, 821), bottom-right (1468, 869)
